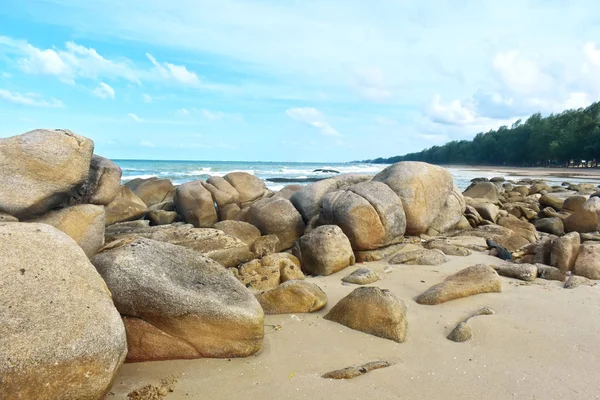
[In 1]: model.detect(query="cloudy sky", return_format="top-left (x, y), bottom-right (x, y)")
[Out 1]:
top-left (1, 0), bottom-right (600, 161)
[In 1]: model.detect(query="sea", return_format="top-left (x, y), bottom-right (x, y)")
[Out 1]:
top-left (114, 160), bottom-right (600, 192)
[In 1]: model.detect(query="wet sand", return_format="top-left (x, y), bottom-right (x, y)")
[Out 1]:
top-left (108, 250), bottom-right (600, 400)
top-left (450, 165), bottom-right (600, 181)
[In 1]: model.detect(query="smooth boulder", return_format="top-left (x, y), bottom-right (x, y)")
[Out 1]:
top-left (573, 242), bottom-right (600, 280)
top-left (1, 223), bottom-right (126, 400)
top-left (213, 220), bottom-right (261, 246)
top-left (125, 177), bottom-right (175, 207)
top-left (246, 197), bottom-right (305, 251)
top-left (71, 155), bottom-right (122, 206)
top-left (293, 225), bottom-right (355, 276)
top-left (550, 232), bottom-right (580, 272)
top-left (255, 280), bottom-right (327, 314)
top-left (93, 238), bottom-right (264, 361)
top-left (105, 186), bottom-right (148, 226)
top-left (223, 172), bottom-right (267, 205)
top-left (174, 180), bottom-right (218, 228)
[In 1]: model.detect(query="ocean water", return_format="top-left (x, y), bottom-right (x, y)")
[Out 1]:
top-left (114, 160), bottom-right (599, 192)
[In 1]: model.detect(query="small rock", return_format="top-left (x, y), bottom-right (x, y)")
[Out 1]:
top-left (447, 306), bottom-right (496, 343)
top-left (424, 240), bottom-right (472, 256)
top-left (251, 234), bottom-right (280, 257)
top-left (147, 210), bottom-right (178, 226)
top-left (564, 275), bottom-right (597, 289)
top-left (322, 361), bottom-right (392, 379)
top-left (493, 263), bottom-right (538, 281)
top-left (537, 264), bottom-right (567, 281)
top-left (342, 267), bottom-right (379, 285)
top-left (255, 280), bottom-right (327, 314)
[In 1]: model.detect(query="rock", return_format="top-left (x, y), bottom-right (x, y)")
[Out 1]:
top-left (251, 234), bottom-right (280, 257)
top-left (497, 215), bottom-right (538, 244)
top-left (174, 181), bottom-right (218, 228)
top-left (486, 239), bottom-right (512, 260)
top-left (255, 280), bottom-right (327, 314)
top-left (237, 259), bottom-right (281, 293)
top-left (389, 248), bottom-right (448, 265)
top-left (246, 197), bottom-right (305, 251)
top-left (354, 242), bottom-right (411, 263)
top-left (536, 264), bottom-right (567, 281)
top-left (534, 217), bottom-right (565, 236)
top-left (373, 162), bottom-right (454, 235)
top-left (322, 361), bottom-right (392, 380)
top-left (262, 253), bottom-right (304, 282)
top-left (519, 235), bottom-right (554, 265)
top-left (529, 183), bottom-right (552, 195)
top-left (463, 182), bottom-right (499, 204)
top-left (320, 181), bottom-right (406, 250)
top-left (564, 197), bottom-right (600, 233)
top-left (342, 267), bottom-right (379, 285)
top-left (581, 232), bottom-right (600, 241)
top-left (492, 263), bottom-right (537, 281)
top-left (573, 242), bottom-right (600, 279)
top-left (27, 204), bottom-right (105, 257)
top-left (0, 211), bottom-right (18, 222)
top-left (539, 194), bottom-right (564, 210)
top-left (93, 238), bottom-right (264, 361)
top-left (104, 223), bottom-right (254, 268)
top-left (105, 186), bottom-right (148, 226)
top-left (71, 155), bottom-right (122, 206)
top-left (415, 265), bottom-right (502, 305)
top-left (125, 177), bottom-right (175, 207)
top-left (290, 174), bottom-right (372, 222)
top-left (447, 307), bottom-right (495, 343)
top-left (223, 172), bottom-right (267, 204)
top-left (457, 224), bottom-right (530, 251)
top-left (274, 184), bottom-right (303, 200)
top-left (423, 239), bottom-right (472, 256)
top-left (550, 232), bottom-right (580, 272)
top-left (512, 186), bottom-right (530, 196)
top-left (473, 202), bottom-right (500, 223)
top-left (563, 196), bottom-right (587, 212)
top-left (148, 200), bottom-right (175, 212)
top-left (1, 223), bottom-right (126, 399)
top-left (206, 176), bottom-right (240, 207)
top-left (324, 287), bottom-right (407, 343)
top-left (564, 275), bottom-right (596, 289)
top-left (428, 185), bottom-right (467, 234)
top-left (147, 210), bottom-right (178, 225)
top-left (0, 129), bottom-right (94, 219)
top-left (219, 203), bottom-right (242, 220)
top-left (214, 220), bottom-right (261, 246)
top-left (293, 225), bottom-right (355, 276)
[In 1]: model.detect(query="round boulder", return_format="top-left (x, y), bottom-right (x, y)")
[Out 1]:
top-left (246, 197), bottom-right (305, 251)
top-left (293, 225), bottom-right (355, 276)
top-left (174, 180), bottom-right (218, 228)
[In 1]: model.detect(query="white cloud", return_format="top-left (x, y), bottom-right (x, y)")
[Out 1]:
top-left (2, 72), bottom-right (12, 78)
top-left (286, 107), bottom-right (342, 136)
top-left (0, 89), bottom-right (64, 107)
top-left (146, 53), bottom-right (199, 86)
top-left (139, 140), bottom-right (155, 147)
top-left (583, 42), bottom-right (600, 67)
top-left (492, 51), bottom-right (554, 95)
top-left (91, 82), bottom-right (115, 99)
top-left (142, 93), bottom-right (153, 103)
top-left (427, 95), bottom-right (477, 126)
top-left (352, 68), bottom-right (394, 102)
top-left (128, 113), bottom-right (144, 122)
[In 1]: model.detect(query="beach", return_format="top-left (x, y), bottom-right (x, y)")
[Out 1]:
top-left (108, 250), bottom-right (600, 399)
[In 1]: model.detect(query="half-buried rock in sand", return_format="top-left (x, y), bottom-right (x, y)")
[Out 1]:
top-left (255, 280), bottom-right (327, 314)
top-left (93, 238), bottom-right (264, 362)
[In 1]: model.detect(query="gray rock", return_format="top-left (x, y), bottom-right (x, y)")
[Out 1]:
top-left (534, 217), bottom-right (564, 236)
top-left (342, 267), bottom-right (379, 285)
top-left (223, 172), bottom-right (267, 204)
top-left (492, 263), bottom-right (537, 281)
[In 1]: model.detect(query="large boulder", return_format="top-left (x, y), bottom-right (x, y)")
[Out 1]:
top-left (320, 181), bottom-right (406, 250)
top-left (463, 182), bottom-right (499, 204)
top-left (245, 197), bottom-right (305, 251)
top-left (204, 176), bottom-right (240, 208)
top-left (372, 161), bottom-right (453, 235)
top-left (415, 265), bottom-right (502, 305)
top-left (428, 185), bottom-right (466, 234)
top-left (174, 180), bottom-right (218, 228)
top-left (255, 280), bottom-right (327, 314)
top-left (93, 238), bottom-right (264, 361)
top-left (534, 217), bottom-right (565, 236)
top-left (104, 223), bottom-right (254, 268)
top-left (27, 204), bottom-right (105, 258)
top-left (473, 202), bottom-right (500, 223)
top-left (563, 196), bottom-right (586, 212)
top-left (539, 194), bottom-right (564, 211)
top-left (274, 184), bottom-right (303, 200)
top-left (70, 155), bottom-right (122, 206)
top-left (1, 223), bottom-right (126, 400)
top-left (223, 172), bottom-right (267, 205)
top-left (293, 225), bottom-right (355, 276)
top-left (324, 287), bottom-right (407, 343)
top-left (104, 186), bottom-right (148, 226)
top-left (573, 242), bottom-right (600, 279)
top-left (213, 220), bottom-right (261, 246)
top-left (564, 197), bottom-right (600, 233)
top-left (125, 177), bottom-right (175, 207)
top-left (0, 129), bottom-right (94, 219)
top-left (290, 174), bottom-right (372, 222)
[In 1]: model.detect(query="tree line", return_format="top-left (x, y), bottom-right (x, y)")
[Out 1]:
top-left (366, 101), bottom-right (600, 167)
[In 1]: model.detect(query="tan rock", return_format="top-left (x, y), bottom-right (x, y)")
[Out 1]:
top-left (322, 361), bottom-right (392, 379)
top-left (147, 210), bottom-right (178, 226)
top-left (447, 307), bottom-right (495, 343)
top-left (293, 225), bottom-right (355, 276)
top-left (174, 180), bottom-right (218, 228)
top-left (0, 211), bottom-right (18, 222)
top-left (105, 186), bottom-right (148, 226)
top-left (573, 242), bottom-right (600, 279)
top-left (125, 177), bottom-right (175, 207)
top-left (0, 129), bottom-right (94, 219)
top-left (255, 280), bottom-right (327, 314)
top-left (428, 185), bottom-right (467, 234)
top-left (550, 232), bottom-right (580, 272)
top-left (342, 267), bottom-right (379, 285)
top-left (237, 259), bottom-right (281, 293)
top-left (213, 220), bottom-right (261, 246)
top-left (72, 155), bottom-right (122, 206)
top-left (223, 172), bottom-right (267, 204)
top-left (423, 239), bottom-right (472, 256)
top-left (246, 196), bottom-right (305, 251)
top-left (389, 248), bottom-right (448, 265)
top-left (251, 234), bottom-right (280, 257)
top-left (563, 196), bottom-right (586, 212)
top-left (492, 263), bottom-right (538, 281)
top-left (206, 176), bottom-right (240, 206)
top-left (539, 194), bottom-right (564, 210)
top-left (463, 182), bottom-right (499, 204)
top-left (1, 223), bottom-right (126, 399)
top-left (415, 265), bottom-right (502, 305)
top-left (325, 287), bottom-right (408, 343)
top-left (564, 197), bottom-right (600, 233)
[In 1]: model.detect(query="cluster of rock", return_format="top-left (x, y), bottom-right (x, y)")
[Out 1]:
top-left (3, 129), bottom-right (600, 396)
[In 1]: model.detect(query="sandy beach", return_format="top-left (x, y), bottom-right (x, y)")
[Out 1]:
top-left (108, 250), bottom-right (600, 400)
top-left (450, 165), bottom-right (600, 181)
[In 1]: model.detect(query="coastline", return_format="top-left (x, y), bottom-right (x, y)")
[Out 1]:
top-left (446, 165), bottom-right (600, 181)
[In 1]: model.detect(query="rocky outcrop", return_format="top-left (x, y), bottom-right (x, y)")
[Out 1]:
top-left (174, 180), bottom-right (218, 228)
top-left (71, 155), bottom-right (122, 206)
top-left (324, 287), bottom-right (407, 343)
top-left (463, 182), bottom-right (499, 204)
top-left (1, 223), bottom-right (126, 399)
top-left (93, 238), bottom-right (264, 361)
top-left (255, 280), bottom-right (327, 314)
top-left (0, 129), bottom-right (94, 219)
top-left (534, 217), bottom-right (564, 236)
top-left (245, 197), bottom-right (305, 251)
top-left (550, 232), bottom-right (580, 272)
top-left (223, 172), bottom-right (267, 205)
top-left (573, 242), bottom-right (600, 279)
top-left (27, 204), bottom-right (105, 257)
top-left (415, 265), bottom-right (502, 305)
top-left (105, 186), bottom-right (148, 226)
top-left (213, 220), bottom-right (261, 246)
top-left (125, 177), bottom-right (175, 207)
top-left (293, 225), bottom-right (355, 276)
top-left (372, 161), bottom-right (454, 235)
top-left (428, 185), bottom-right (466, 234)
top-left (320, 181), bottom-right (406, 250)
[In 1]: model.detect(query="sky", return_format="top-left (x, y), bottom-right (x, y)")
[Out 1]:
top-left (1, 0), bottom-right (600, 162)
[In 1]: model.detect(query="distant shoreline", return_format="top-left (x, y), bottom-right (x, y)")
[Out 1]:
top-left (446, 165), bottom-right (600, 180)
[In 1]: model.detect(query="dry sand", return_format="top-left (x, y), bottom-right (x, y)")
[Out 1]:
top-left (451, 165), bottom-right (600, 181)
top-left (107, 251), bottom-right (600, 400)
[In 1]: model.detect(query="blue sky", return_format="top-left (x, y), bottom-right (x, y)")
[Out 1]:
top-left (1, 0), bottom-right (600, 162)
